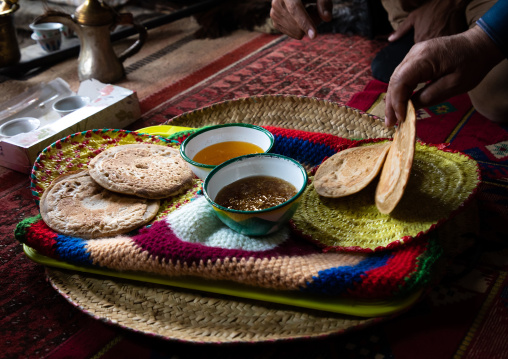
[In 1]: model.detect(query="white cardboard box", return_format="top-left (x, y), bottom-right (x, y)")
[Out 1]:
top-left (0, 79), bottom-right (141, 174)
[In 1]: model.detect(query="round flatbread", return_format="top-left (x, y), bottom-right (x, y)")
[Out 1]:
top-left (375, 101), bottom-right (416, 214)
top-left (314, 141), bottom-right (391, 198)
top-left (40, 170), bottom-right (160, 239)
top-left (88, 144), bottom-right (194, 199)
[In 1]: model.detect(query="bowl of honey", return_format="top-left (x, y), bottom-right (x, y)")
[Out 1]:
top-left (179, 124), bottom-right (274, 180)
top-left (203, 153), bottom-right (308, 236)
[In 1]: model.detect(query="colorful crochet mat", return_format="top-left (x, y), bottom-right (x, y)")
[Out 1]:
top-left (15, 127), bottom-right (479, 300)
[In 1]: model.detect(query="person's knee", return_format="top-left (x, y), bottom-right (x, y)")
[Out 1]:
top-left (469, 91), bottom-right (508, 123)
top-left (469, 60), bottom-right (508, 123)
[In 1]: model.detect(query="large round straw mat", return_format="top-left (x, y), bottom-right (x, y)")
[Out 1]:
top-left (47, 268), bottom-right (380, 343)
top-left (45, 96), bottom-right (395, 343)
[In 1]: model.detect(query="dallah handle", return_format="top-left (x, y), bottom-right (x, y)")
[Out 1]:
top-left (115, 13), bottom-right (147, 62)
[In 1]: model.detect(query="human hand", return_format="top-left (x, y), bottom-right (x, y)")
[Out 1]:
top-left (385, 26), bottom-right (504, 127)
top-left (270, 0), bottom-right (333, 40)
top-left (388, 0), bottom-right (468, 43)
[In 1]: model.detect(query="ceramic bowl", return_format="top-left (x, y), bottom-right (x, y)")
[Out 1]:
top-left (180, 123), bottom-right (274, 180)
top-left (203, 153), bottom-right (308, 236)
top-left (0, 117), bottom-right (40, 137)
top-left (52, 95), bottom-right (90, 117)
top-left (31, 32), bottom-right (62, 52)
top-left (29, 22), bottom-right (63, 39)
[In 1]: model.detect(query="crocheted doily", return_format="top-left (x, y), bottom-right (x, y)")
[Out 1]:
top-left (20, 127), bottom-right (449, 301)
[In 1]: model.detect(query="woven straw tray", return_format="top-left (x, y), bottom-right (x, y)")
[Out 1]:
top-left (22, 95), bottom-right (478, 343)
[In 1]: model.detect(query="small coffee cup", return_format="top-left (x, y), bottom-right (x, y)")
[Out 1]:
top-left (61, 25), bottom-right (74, 38)
top-left (52, 95), bottom-right (90, 117)
top-left (29, 22), bottom-right (63, 39)
top-left (31, 32), bottom-right (62, 53)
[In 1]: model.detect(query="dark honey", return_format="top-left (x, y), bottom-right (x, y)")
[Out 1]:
top-left (215, 175), bottom-right (297, 211)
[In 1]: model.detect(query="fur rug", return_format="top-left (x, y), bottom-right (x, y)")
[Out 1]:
top-left (192, 0), bottom-right (275, 38)
top-left (318, 0), bottom-right (391, 38)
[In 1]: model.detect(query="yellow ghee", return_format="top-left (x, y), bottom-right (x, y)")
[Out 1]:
top-left (193, 141), bottom-right (264, 165)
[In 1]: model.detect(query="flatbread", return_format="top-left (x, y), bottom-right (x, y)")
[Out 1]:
top-left (314, 142), bottom-right (391, 197)
top-left (40, 170), bottom-right (160, 239)
top-left (88, 144), bottom-right (194, 199)
top-left (375, 101), bottom-right (416, 214)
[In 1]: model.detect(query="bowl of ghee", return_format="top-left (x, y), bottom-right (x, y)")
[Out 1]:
top-left (203, 153), bottom-right (308, 236)
top-left (180, 123), bottom-right (274, 180)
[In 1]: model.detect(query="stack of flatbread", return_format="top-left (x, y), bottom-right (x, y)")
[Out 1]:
top-left (40, 144), bottom-right (194, 239)
top-left (314, 101), bottom-right (416, 214)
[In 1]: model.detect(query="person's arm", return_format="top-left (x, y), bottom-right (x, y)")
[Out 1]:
top-left (270, 0), bottom-right (333, 40)
top-left (384, 1), bottom-right (508, 127)
top-left (388, 0), bottom-right (469, 43)
top-left (476, 0), bottom-right (508, 58)
top-left (384, 26), bottom-right (505, 127)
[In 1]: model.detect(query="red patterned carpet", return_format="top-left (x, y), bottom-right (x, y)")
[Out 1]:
top-left (1, 31), bottom-right (507, 359)
top-left (135, 33), bottom-right (384, 128)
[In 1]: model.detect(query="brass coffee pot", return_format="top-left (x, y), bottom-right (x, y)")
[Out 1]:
top-left (32, 0), bottom-right (147, 83)
top-left (0, 0), bottom-right (21, 67)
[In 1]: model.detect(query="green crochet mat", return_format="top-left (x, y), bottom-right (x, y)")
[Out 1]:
top-left (292, 143), bottom-right (480, 251)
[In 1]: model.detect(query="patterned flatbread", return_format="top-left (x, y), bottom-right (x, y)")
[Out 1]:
top-left (314, 142), bottom-right (391, 198)
top-left (40, 170), bottom-right (160, 239)
top-left (88, 144), bottom-right (194, 199)
top-left (375, 101), bottom-right (416, 214)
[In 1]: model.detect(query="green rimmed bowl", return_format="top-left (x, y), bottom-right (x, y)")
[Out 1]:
top-left (180, 123), bottom-right (274, 180)
top-left (203, 153), bottom-right (308, 236)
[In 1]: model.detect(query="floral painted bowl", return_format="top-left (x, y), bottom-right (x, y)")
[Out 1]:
top-left (203, 153), bottom-right (308, 236)
top-left (180, 123), bottom-right (274, 180)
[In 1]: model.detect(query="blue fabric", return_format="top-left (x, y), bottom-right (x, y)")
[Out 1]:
top-left (477, 0), bottom-right (508, 58)
top-left (302, 253), bottom-right (391, 295)
top-left (271, 134), bottom-right (337, 167)
top-left (55, 235), bottom-right (92, 266)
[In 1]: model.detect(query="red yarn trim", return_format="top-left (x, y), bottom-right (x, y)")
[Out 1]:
top-left (350, 240), bottom-right (428, 298)
top-left (25, 219), bottom-right (58, 258)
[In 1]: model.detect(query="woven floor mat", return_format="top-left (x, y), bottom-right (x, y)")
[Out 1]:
top-left (47, 268), bottom-right (378, 343)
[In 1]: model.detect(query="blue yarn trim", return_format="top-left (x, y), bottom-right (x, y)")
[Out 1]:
top-left (54, 235), bottom-right (92, 266)
top-left (302, 253), bottom-right (391, 295)
top-left (271, 135), bottom-right (337, 167)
